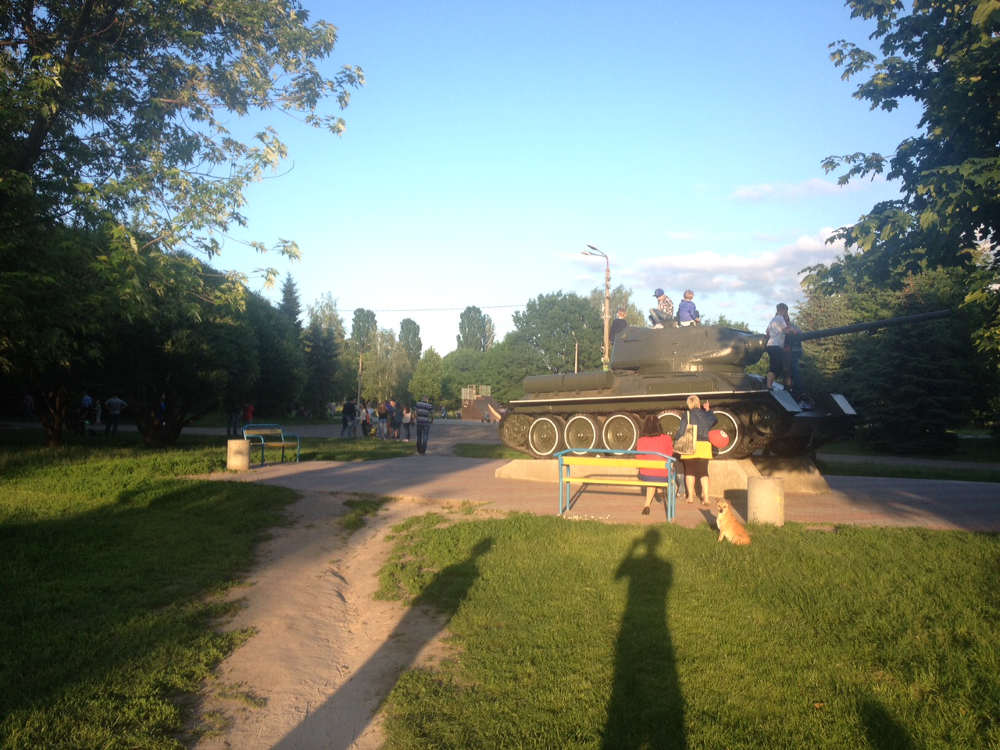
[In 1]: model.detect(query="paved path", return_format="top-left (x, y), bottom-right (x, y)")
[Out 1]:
top-left (7, 419), bottom-right (997, 530)
top-left (213, 421), bottom-right (1000, 532)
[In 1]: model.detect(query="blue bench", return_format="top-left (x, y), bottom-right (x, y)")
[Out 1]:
top-left (242, 423), bottom-right (300, 464)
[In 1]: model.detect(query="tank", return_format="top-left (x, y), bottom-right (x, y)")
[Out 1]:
top-left (498, 310), bottom-right (948, 459)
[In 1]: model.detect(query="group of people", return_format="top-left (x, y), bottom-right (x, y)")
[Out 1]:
top-left (647, 288), bottom-right (702, 329)
top-left (636, 394), bottom-right (719, 513)
top-left (77, 390), bottom-right (128, 436)
top-left (340, 396), bottom-right (434, 453)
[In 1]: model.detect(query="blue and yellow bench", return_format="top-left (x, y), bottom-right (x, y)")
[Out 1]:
top-left (556, 448), bottom-right (678, 520)
top-left (242, 423), bottom-right (301, 464)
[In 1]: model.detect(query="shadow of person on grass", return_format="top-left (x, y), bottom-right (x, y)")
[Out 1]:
top-left (603, 528), bottom-right (687, 749)
top-left (272, 537), bottom-right (493, 750)
top-left (858, 695), bottom-right (914, 750)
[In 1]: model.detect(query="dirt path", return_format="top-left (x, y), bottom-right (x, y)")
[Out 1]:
top-left (191, 490), bottom-right (467, 750)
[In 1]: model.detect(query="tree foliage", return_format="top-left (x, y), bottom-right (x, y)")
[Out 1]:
top-left (588, 284), bottom-right (644, 326)
top-left (0, 0), bottom-right (363, 279)
top-left (456, 306), bottom-right (495, 352)
top-left (409, 348), bottom-right (444, 404)
top-left (512, 292), bottom-right (602, 374)
top-left (399, 318), bottom-right (422, 367)
top-left (280, 275), bottom-right (303, 331)
top-left (816, 0), bottom-right (999, 356)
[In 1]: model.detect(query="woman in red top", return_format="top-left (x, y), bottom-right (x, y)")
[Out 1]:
top-left (636, 416), bottom-right (674, 515)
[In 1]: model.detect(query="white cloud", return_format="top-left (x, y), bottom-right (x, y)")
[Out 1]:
top-left (628, 229), bottom-right (849, 324)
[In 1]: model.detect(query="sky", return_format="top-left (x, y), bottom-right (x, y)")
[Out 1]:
top-left (220, 0), bottom-right (923, 356)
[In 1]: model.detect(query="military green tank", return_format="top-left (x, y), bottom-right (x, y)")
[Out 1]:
top-left (498, 310), bottom-right (948, 459)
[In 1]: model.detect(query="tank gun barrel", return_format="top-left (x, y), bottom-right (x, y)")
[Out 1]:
top-left (788, 309), bottom-right (949, 345)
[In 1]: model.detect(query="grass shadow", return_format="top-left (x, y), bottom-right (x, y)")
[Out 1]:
top-left (603, 528), bottom-right (686, 749)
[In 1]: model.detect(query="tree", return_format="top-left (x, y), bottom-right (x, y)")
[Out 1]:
top-left (301, 317), bottom-right (339, 418)
top-left (588, 285), bottom-right (644, 326)
top-left (399, 318), bottom-right (422, 367)
top-left (705, 315), bottom-right (752, 331)
top-left (307, 293), bottom-right (351, 399)
top-left (350, 308), bottom-right (377, 351)
top-left (456, 306), bottom-right (495, 352)
top-left (512, 292), bottom-right (602, 373)
top-left (796, 267), bottom-right (989, 450)
top-left (1, 1), bottom-right (363, 280)
top-left (441, 348), bottom-right (486, 408)
top-left (480, 332), bottom-right (541, 403)
top-left (280, 276), bottom-right (303, 332)
top-left (409, 348), bottom-right (444, 404)
top-left (817, 0), bottom-right (1000, 356)
top-left (246, 293), bottom-right (305, 417)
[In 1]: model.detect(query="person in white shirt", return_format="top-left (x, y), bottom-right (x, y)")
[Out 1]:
top-left (765, 303), bottom-right (790, 389)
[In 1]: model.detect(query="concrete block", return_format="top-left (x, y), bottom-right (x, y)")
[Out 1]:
top-left (227, 439), bottom-right (250, 471)
top-left (747, 476), bottom-right (785, 526)
top-left (752, 456), bottom-right (830, 494)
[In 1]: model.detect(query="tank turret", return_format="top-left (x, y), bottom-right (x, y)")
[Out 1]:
top-left (499, 310), bottom-right (948, 459)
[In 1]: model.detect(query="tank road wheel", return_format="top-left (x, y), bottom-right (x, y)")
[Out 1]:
top-left (527, 416), bottom-right (565, 458)
top-left (564, 414), bottom-right (599, 454)
top-left (499, 413), bottom-right (532, 450)
top-left (602, 413), bottom-right (639, 452)
top-left (710, 409), bottom-right (747, 459)
top-left (656, 410), bottom-right (683, 437)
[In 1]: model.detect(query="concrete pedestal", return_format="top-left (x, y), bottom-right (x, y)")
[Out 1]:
top-left (747, 476), bottom-right (785, 526)
top-left (227, 439), bottom-right (251, 471)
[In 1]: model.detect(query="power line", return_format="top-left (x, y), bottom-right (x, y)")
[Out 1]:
top-left (332, 303), bottom-right (526, 314)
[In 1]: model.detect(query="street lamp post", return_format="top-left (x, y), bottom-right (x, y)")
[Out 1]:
top-left (583, 244), bottom-right (611, 370)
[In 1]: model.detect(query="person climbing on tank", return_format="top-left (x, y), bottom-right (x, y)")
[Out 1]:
top-left (610, 307), bottom-right (628, 342)
top-left (765, 303), bottom-right (791, 389)
top-left (648, 288), bottom-right (675, 328)
top-left (676, 289), bottom-right (701, 326)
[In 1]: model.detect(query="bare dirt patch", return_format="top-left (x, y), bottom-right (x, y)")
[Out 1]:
top-left (189, 490), bottom-right (470, 750)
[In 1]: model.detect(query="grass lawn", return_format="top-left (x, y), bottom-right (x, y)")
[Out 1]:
top-left (376, 514), bottom-right (999, 749)
top-left (821, 437), bottom-right (1000, 463)
top-left (0, 429), bottom-right (409, 749)
top-left (816, 459), bottom-right (1000, 483)
top-left (453, 442), bottom-right (526, 460)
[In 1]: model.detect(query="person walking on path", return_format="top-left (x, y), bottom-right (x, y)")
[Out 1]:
top-left (341, 399), bottom-right (356, 438)
top-left (377, 400), bottom-right (388, 439)
top-left (415, 396), bottom-right (434, 455)
top-left (104, 394), bottom-right (128, 436)
top-left (402, 405), bottom-right (413, 441)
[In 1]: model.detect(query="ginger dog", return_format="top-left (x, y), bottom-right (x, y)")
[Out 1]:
top-left (716, 500), bottom-right (751, 546)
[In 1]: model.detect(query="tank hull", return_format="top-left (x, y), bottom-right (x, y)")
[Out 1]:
top-left (498, 324), bottom-right (862, 459)
top-left (499, 370), bottom-right (857, 459)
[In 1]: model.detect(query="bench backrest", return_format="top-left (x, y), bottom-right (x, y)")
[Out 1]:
top-left (243, 424), bottom-right (285, 439)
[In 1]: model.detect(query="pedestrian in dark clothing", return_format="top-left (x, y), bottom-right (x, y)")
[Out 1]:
top-left (415, 397), bottom-right (433, 454)
top-left (341, 399), bottom-right (356, 437)
top-left (610, 308), bottom-right (628, 342)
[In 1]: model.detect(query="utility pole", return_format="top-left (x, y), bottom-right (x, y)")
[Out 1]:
top-left (583, 244), bottom-right (611, 370)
